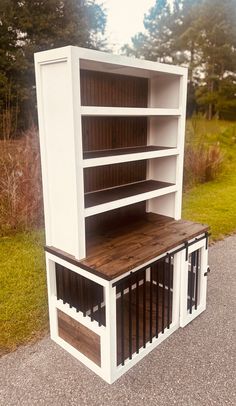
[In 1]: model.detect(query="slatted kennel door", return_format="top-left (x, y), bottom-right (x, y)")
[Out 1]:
top-left (114, 255), bottom-right (173, 366)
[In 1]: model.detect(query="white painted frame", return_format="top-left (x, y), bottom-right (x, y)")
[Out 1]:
top-left (34, 45), bottom-right (188, 259)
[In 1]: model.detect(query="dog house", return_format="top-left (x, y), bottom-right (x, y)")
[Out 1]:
top-left (34, 46), bottom-right (209, 383)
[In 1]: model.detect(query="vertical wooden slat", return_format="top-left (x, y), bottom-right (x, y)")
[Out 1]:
top-left (167, 255), bottom-right (171, 328)
top-left (129, 278), bottom-right (132, 360)
top-left (195, 250), bottom-right (199, 310)
top-left (189, 252), bottom-right (194, 314)
top-left (155, 262), bottom-right (159, 338)
top-left (90, 281), bottom-right (94, 321)
top-left (136, 273), bottom-right (140, 354)
top-left (55, 264), bottom-right (60, 300)
top-left (70, 270), bottom-right (77, 309)
top-left (76, 273), bottom-right (80, 312)
top-left (121, 285), bottom-right (125, 366)
top-left (61, 266), bottom-right (67, 304)
top-left (149, 267), bottom-right (153, 343)
top-left (143, 271), bottom-right (146, 348)
top-left (162, 260), bottom-right (165, 334)
top-left (82, 276), bottom-right (86, 317)
top-left (98, 287), bottom-right (102, 326)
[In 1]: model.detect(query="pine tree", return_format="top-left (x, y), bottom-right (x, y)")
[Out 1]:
top-left (195, 0), bottom-right (236, 119)
top-left (122, 0), bottom-right (173, 63)
top-left (123, 0), bottom-right (236, 120)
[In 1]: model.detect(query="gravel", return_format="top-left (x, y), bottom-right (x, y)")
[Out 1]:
top-left (1, 235), bottom-right (236, 406)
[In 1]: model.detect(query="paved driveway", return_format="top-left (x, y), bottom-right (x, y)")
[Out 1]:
top-left (1, 236), bottom-right (236, 406)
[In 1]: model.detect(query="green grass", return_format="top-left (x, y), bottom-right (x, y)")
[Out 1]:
top-left (0, 230), bottom-right (48, 355)
top-left (183, 118), bottom-right (236, 240)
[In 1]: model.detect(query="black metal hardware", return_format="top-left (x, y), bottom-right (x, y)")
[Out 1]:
top-left (204, 266), bottom-right (210, 276)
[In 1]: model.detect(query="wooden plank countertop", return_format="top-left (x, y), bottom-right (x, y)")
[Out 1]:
top-left (45, 214), bottom-right (209, 281)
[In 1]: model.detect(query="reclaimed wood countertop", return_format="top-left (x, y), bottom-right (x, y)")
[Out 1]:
top-left (45, 214), bottom-right (209, 281)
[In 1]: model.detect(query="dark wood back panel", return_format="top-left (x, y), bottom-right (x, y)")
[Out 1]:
top-left (80, 70), bottom-right (148, 107)
top-left (82, 116), bottom-right (147, 151)
top-left (84, 161), bottom-right (147, 193)
top-left (85, 202), bottom-right (146, 237)
top-left (81, 70), bottom-right (148, 239)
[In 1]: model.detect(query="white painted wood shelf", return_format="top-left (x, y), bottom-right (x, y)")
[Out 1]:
top-left (83, 146), bottom-right (179, 167)
top-left (84, 180), bottom-right (177, 217)
top-left (81, 106), bottom-right (181, 116)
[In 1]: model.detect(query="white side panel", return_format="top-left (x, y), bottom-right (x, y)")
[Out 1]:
top-left (35, 54), bottom-right (85, 258)
top-left (175, 73), bottom-right (188, 219)
top-left (149, 76), bottom-right (180, 108)
top-left (146, 193), bottom-right (176, 218)
top-left (147, 156), bottom-right (177, 184)
top-left (147, 117), bottom-right (179, 147)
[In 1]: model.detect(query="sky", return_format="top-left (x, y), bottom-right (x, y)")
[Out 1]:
top-left (99, 0), bottom-right (156, 52)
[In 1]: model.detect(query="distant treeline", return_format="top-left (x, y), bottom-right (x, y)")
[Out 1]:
top-left (0, 0), bottom-right (106, 139)
top-left (0, 0), bottom-right (236, 139)
top-left (123, 0), bottom-right (236, 120)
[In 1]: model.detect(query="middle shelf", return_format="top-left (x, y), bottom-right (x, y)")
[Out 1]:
top-left (83, 145), bottom-right (178, 167)
top-left (84, 180), bottom-right (177, 217)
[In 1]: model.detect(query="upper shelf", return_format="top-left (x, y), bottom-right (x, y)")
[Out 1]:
top-left (83, 145), bottom-right (179, 168)
top-left (84, 179), bottom-right (177, 217)
top-left (81, 106), bottom-right (181, 117)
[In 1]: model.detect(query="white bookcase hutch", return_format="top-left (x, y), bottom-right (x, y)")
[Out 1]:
top-left (35, 46), bottom-right (209, 383)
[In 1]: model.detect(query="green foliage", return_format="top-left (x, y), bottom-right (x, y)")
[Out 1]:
top-left (123, 0), bottom-right (236, 120)
top-left (0, 230), bottom-right (47, 354)
top-left (0, 0), bottom-right (107, 138)
top-left (183, 118), bottom-right (236, 239)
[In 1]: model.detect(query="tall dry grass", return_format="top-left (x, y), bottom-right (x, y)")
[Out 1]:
top-left (0, 128), bottom-right (43, 235)
top-left (184, 118), bottom-right (225, 189)
top-left (184, 143), bottom-right (224, 188)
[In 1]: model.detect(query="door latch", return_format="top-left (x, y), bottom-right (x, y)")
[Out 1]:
top-left (204, 266), bottom-right (210, 276)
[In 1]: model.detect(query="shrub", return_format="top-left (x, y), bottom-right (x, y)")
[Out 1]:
top-left (184, 117), bottom-right (225, 189)
top-left (0, 128), bottom-right (43, 235)
top-left (184, 143), bottom-right (224, 188)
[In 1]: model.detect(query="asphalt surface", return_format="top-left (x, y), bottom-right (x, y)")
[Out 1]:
top-left (1, 235), bottom-right (236, 406)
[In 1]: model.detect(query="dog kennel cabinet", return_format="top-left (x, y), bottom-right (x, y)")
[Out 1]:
top-left (34, 46), bottom-right (209, 383)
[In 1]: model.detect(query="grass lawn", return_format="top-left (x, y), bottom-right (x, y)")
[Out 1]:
top-left (0, 230), bottom-right (48, 355)
top-left (183, 118), bottom-right (236, 240)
